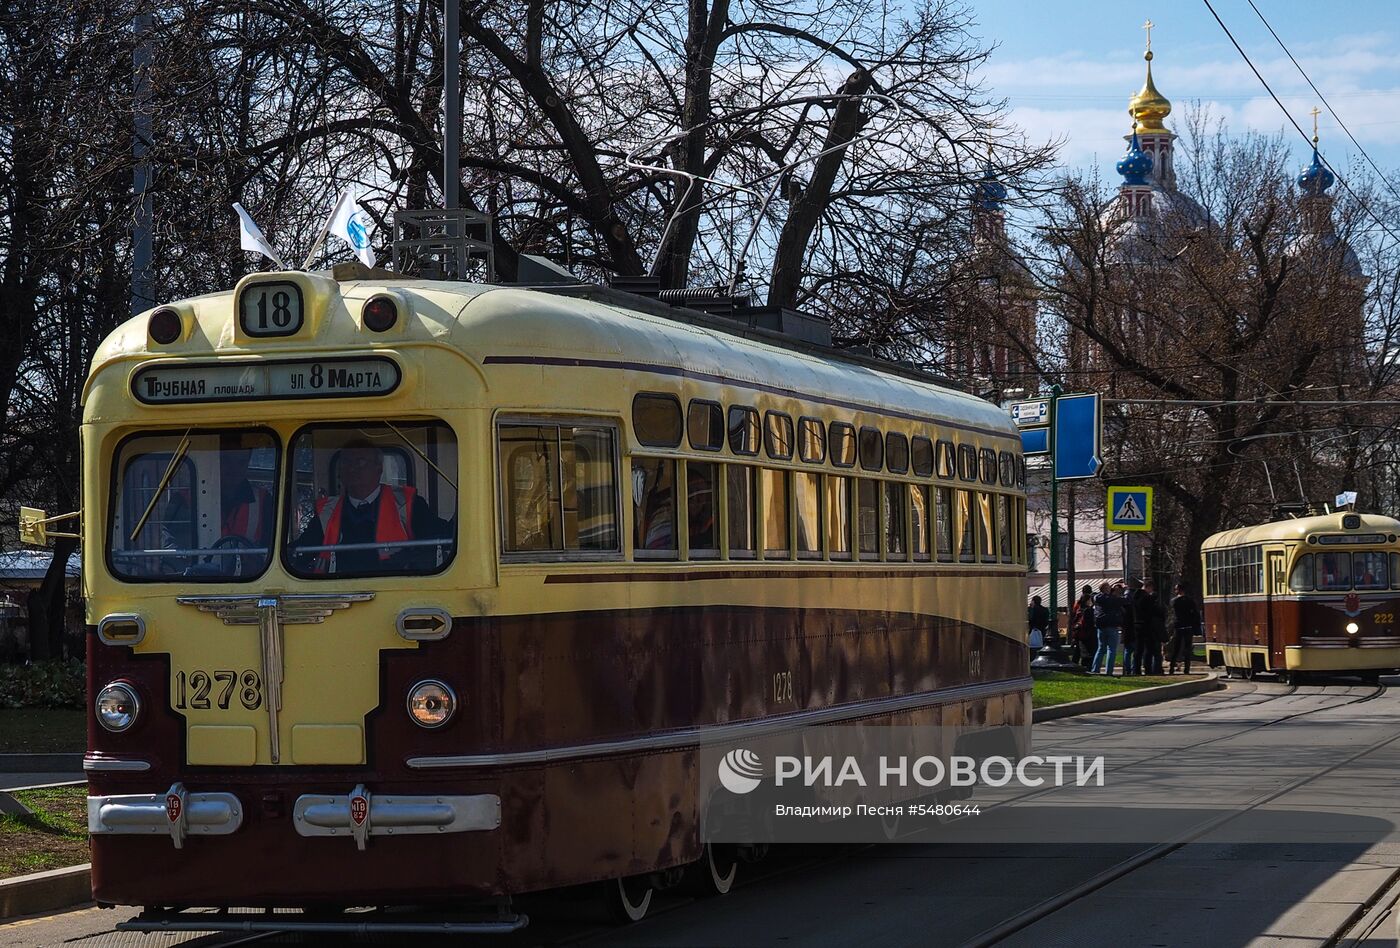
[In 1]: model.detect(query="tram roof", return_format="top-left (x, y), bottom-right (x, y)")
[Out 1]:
top-left (1201, 512), bottom-right (1400, 551)
top-left (91, 274), bottom-right (1019, 442)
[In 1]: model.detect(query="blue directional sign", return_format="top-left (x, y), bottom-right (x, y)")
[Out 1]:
top-left (1020, 426), bottom-right (1049, 456)
top-left (1052, 392), bottom-right (1102, 480)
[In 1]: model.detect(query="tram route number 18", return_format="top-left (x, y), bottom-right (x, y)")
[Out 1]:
top-left (238, 281), bottom-right (304, 337)
top-left (174, 669), bottom-right (263, 711)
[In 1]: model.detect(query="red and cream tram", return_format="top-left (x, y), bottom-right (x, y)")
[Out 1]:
top-left (1202, 512), bottom-right (1400, 682)
top-left (44, 265), bottom-right (1030, 933)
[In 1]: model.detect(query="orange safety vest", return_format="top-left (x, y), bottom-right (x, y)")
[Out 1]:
top-left (223, 486), bottom-right (271, 543)
top-left (313, 486), bottom-right (415, 573)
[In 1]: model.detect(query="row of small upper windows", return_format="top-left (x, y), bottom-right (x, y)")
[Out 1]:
top-left (633, 393), bottom-right (1025, 490)
top-left (497, 419), bottom-right (1027, 564)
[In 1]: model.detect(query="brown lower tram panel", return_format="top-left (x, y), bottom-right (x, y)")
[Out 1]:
top-left (88, 605), bottom-right (1028, 906)
top-left (1205, 595), bottom-right (1400, 670)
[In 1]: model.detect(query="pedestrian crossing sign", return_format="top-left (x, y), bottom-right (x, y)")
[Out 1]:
top-left (1106, 486), bottom-right (1153, 532)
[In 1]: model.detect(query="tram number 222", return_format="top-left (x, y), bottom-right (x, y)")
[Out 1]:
top-left (174, 670), bottom-right (263, 711)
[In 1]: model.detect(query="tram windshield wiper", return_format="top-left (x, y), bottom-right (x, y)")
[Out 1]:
top-left (129, 427), bottom-right (192, 543)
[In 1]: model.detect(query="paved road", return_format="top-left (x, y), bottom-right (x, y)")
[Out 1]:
top-left (7, 679), bottom-right (1400, 948)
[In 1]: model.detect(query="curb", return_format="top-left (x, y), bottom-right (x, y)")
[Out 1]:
top-left (1032, 674), bottom-right (1224, 722)
top-left (0, 753), bottom-right (83, 773)
top-left (0, 864), bottom-right (90, 920)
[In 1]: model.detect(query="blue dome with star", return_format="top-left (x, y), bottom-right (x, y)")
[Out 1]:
top-left (1297, 146), bottom-right (1335, 195)
top-left (974, 163), bottom-right (1008, 210)
top-left (1116, 130), bottom-right (1153, 185)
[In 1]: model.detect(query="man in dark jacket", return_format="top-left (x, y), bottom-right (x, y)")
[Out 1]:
top-left (1121, 578), bottom-right (1142, 675)
top-left (1091, 582), bottom-right (1127, 675)
top-left (1137, 580), bottom-right (1167, 675)
top-left (1169, 583), bottom-right (1201, 674)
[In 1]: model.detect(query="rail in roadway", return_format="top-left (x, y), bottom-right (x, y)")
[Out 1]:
top-left (8, 678), bottom-right (1400, 947)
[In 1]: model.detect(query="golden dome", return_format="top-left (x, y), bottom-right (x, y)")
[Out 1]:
top-left (1129, 50), bottom-right (1172, 132)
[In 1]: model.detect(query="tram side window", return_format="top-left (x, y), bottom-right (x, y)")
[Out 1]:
top-left (286, 421), bottom-right (457, 578)
top-left (827, 475), bottom-right (852, 560)
top-left (633, 457), bottom-right (678, 557)
top-left (857, 479), bottom-right (879, 559)
top-left (935, 487), bottom-right (954, 562)
top-left (634, 394), bottom-right (683, 447)
top-left (1393, 553), bottom-right (1400, 591)
top-left (765, 412), bottom-right (794, 461)
top-left (798, 417), bottom-right (826, 463)
top-left (884, 481), bottom-right (906, 561)
top-left (687, 400), bottom-right (725, 451)
top-left (886, 433), bottom-right (909, 475)
top-left (911, 437), bottom-right (934, 477)
top-left (497, 424), bottom-right (618, 557)
top-left (956, 489), bottom-right (975, 562)
top-left (109, 429), bottom-right (279, 582)
top-left (979, 449), bottom-right (998, 485)
top-left (998, 494), bottom-right (1012, 562)
top-left (977, 492), bottom-right (996, 563)
top-left (762, 468), bottom-right (790, 558)
top-left (859, 427), bottom-right (883, 472)
top-left (1287, 553), bottom-right (1313, 591)
top-left (728, 406), bottom-right (760, 456)
top-left (936, 441), bottom-right (956, 479)
top-left (1316, 551), bottom-right (1351, 591)
top-left (727, 465), bottom-right (757, 557)
top-left (1354, 551), bottom-right (1389, 590)
top-left (910, 485), bottom-right (931, 561)
top-left (795, 471), bottom-right (821, 559)
top-left (687, 461), bottom-right (719, 558)
top-left (829, 422), bottom-right (857, 468)
top-left (957, 445), bottom-right (977, 482)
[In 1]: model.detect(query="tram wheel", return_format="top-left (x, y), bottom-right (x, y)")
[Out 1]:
top-left (691, 842), bottom-right (739, 896)
top-left (1276, 670), bottom-right (1293, 685)
top-left (607, 874), bottom-right (654, 923)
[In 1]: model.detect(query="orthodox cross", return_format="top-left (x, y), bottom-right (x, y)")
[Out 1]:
top-left (1310, 106), bottom-right (1321, 144)
top-left (1143, 19), bottom-right (1154, 52)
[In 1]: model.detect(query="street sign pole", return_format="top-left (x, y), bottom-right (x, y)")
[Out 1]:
top-left (1048, 384), bottom-right (1062, 638)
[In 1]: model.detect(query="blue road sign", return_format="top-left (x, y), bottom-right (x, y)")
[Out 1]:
top-left (1107, 485), bottom-right (1153, 531)
top-left (1021, 427), bottom-right (1049, 456)
top-left (1053, 392), bottom-right (1101, 480)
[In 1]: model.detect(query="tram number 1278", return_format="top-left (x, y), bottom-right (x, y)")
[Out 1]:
top-left (173, 669), bottom-right (263, 711)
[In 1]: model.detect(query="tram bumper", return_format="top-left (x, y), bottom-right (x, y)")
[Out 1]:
top-left (1286, 642), bottom-right (1400, 671)
top-left (88, 778), bottom-right (507, 907)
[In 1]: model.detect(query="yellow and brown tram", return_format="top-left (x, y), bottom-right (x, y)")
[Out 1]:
top-left (49, 265), bottom-right (1030, 932)
top-left (1202, 512), bottom-right (1400, 683)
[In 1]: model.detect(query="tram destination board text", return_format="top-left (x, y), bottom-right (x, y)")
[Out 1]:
top-left (133, 356), bottom-right (401, 404)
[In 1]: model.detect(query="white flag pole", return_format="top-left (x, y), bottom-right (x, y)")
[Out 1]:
top-left (302, 191), bottom-right (353, 270)
top-left (232, 203), bottom-right (288, 270)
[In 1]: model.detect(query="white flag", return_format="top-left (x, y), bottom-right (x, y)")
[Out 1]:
top-left (327, 189), bottom-right (377, 266)
top-left (1336, 490), bottom-right (1358, 508)
top-left (232, 203), bottom-right (287, 269)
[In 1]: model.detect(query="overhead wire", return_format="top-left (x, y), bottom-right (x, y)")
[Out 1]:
top-left (1198, 0), bottom-right (1400, 248)
top-left (1243, 0), bottom-right (1400, 212)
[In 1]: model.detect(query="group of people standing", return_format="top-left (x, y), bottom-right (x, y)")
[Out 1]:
top-left (1062, 579), bottom-right (1200, 676)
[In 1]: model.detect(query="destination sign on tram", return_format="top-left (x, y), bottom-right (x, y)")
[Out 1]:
top-left (133, 357), bottom-right (400, 404)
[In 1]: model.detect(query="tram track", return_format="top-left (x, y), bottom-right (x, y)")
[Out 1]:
top-left (958, 683), bottom-right (1400, 947)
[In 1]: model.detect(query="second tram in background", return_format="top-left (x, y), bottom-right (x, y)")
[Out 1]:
top-left (1202, 512), bottom-right (1400, 683)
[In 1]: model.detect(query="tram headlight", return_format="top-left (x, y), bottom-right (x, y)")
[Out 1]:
top-left (362, 296), bottom-right (399, 333)
top-left (1347, 622), bottom-right (1360, 635)
top-left (407, 679), bottom-right (456, 728)
top-left (148, 307), bottom-right (183, 345)
top-left (95, 682), bottom-right (140, 732)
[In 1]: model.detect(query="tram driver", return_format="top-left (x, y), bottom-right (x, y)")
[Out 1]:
top-left (290, 438), bottom-right (451, 575)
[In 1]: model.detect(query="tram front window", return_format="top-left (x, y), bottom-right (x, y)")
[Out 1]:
top-left (108, 429), bottom-right (279, 581)
top-left (285, 421), bottom-right (457, 578)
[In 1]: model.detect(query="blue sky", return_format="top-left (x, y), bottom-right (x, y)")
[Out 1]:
top-left (969, 0), bottom-right (1400, 179)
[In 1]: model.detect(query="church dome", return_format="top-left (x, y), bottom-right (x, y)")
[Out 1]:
top-left (1116, 130), bottom-right (1153, 185)
top-left (974, 162), bottom-right (1008, 210)
top-left (1297, 145), bottom-right (1335, 195)
top-left (1128, 51), bottom-right (1172, 132)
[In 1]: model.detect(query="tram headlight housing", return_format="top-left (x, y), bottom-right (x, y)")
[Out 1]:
top-left (1347, 622), bottom-right (1360, 635)
top-left (362, 295), bottom-right (399, 333)
top-left (407, 679), bottom-right (456, 729)
top-left (148, 307), bottom-right (184, 345)
top-left (95, 682), bottom-right (141, 732)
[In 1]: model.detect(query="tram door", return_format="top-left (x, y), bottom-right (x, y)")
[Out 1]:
top-left (1266, 550), bottom-right (1289, 669)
